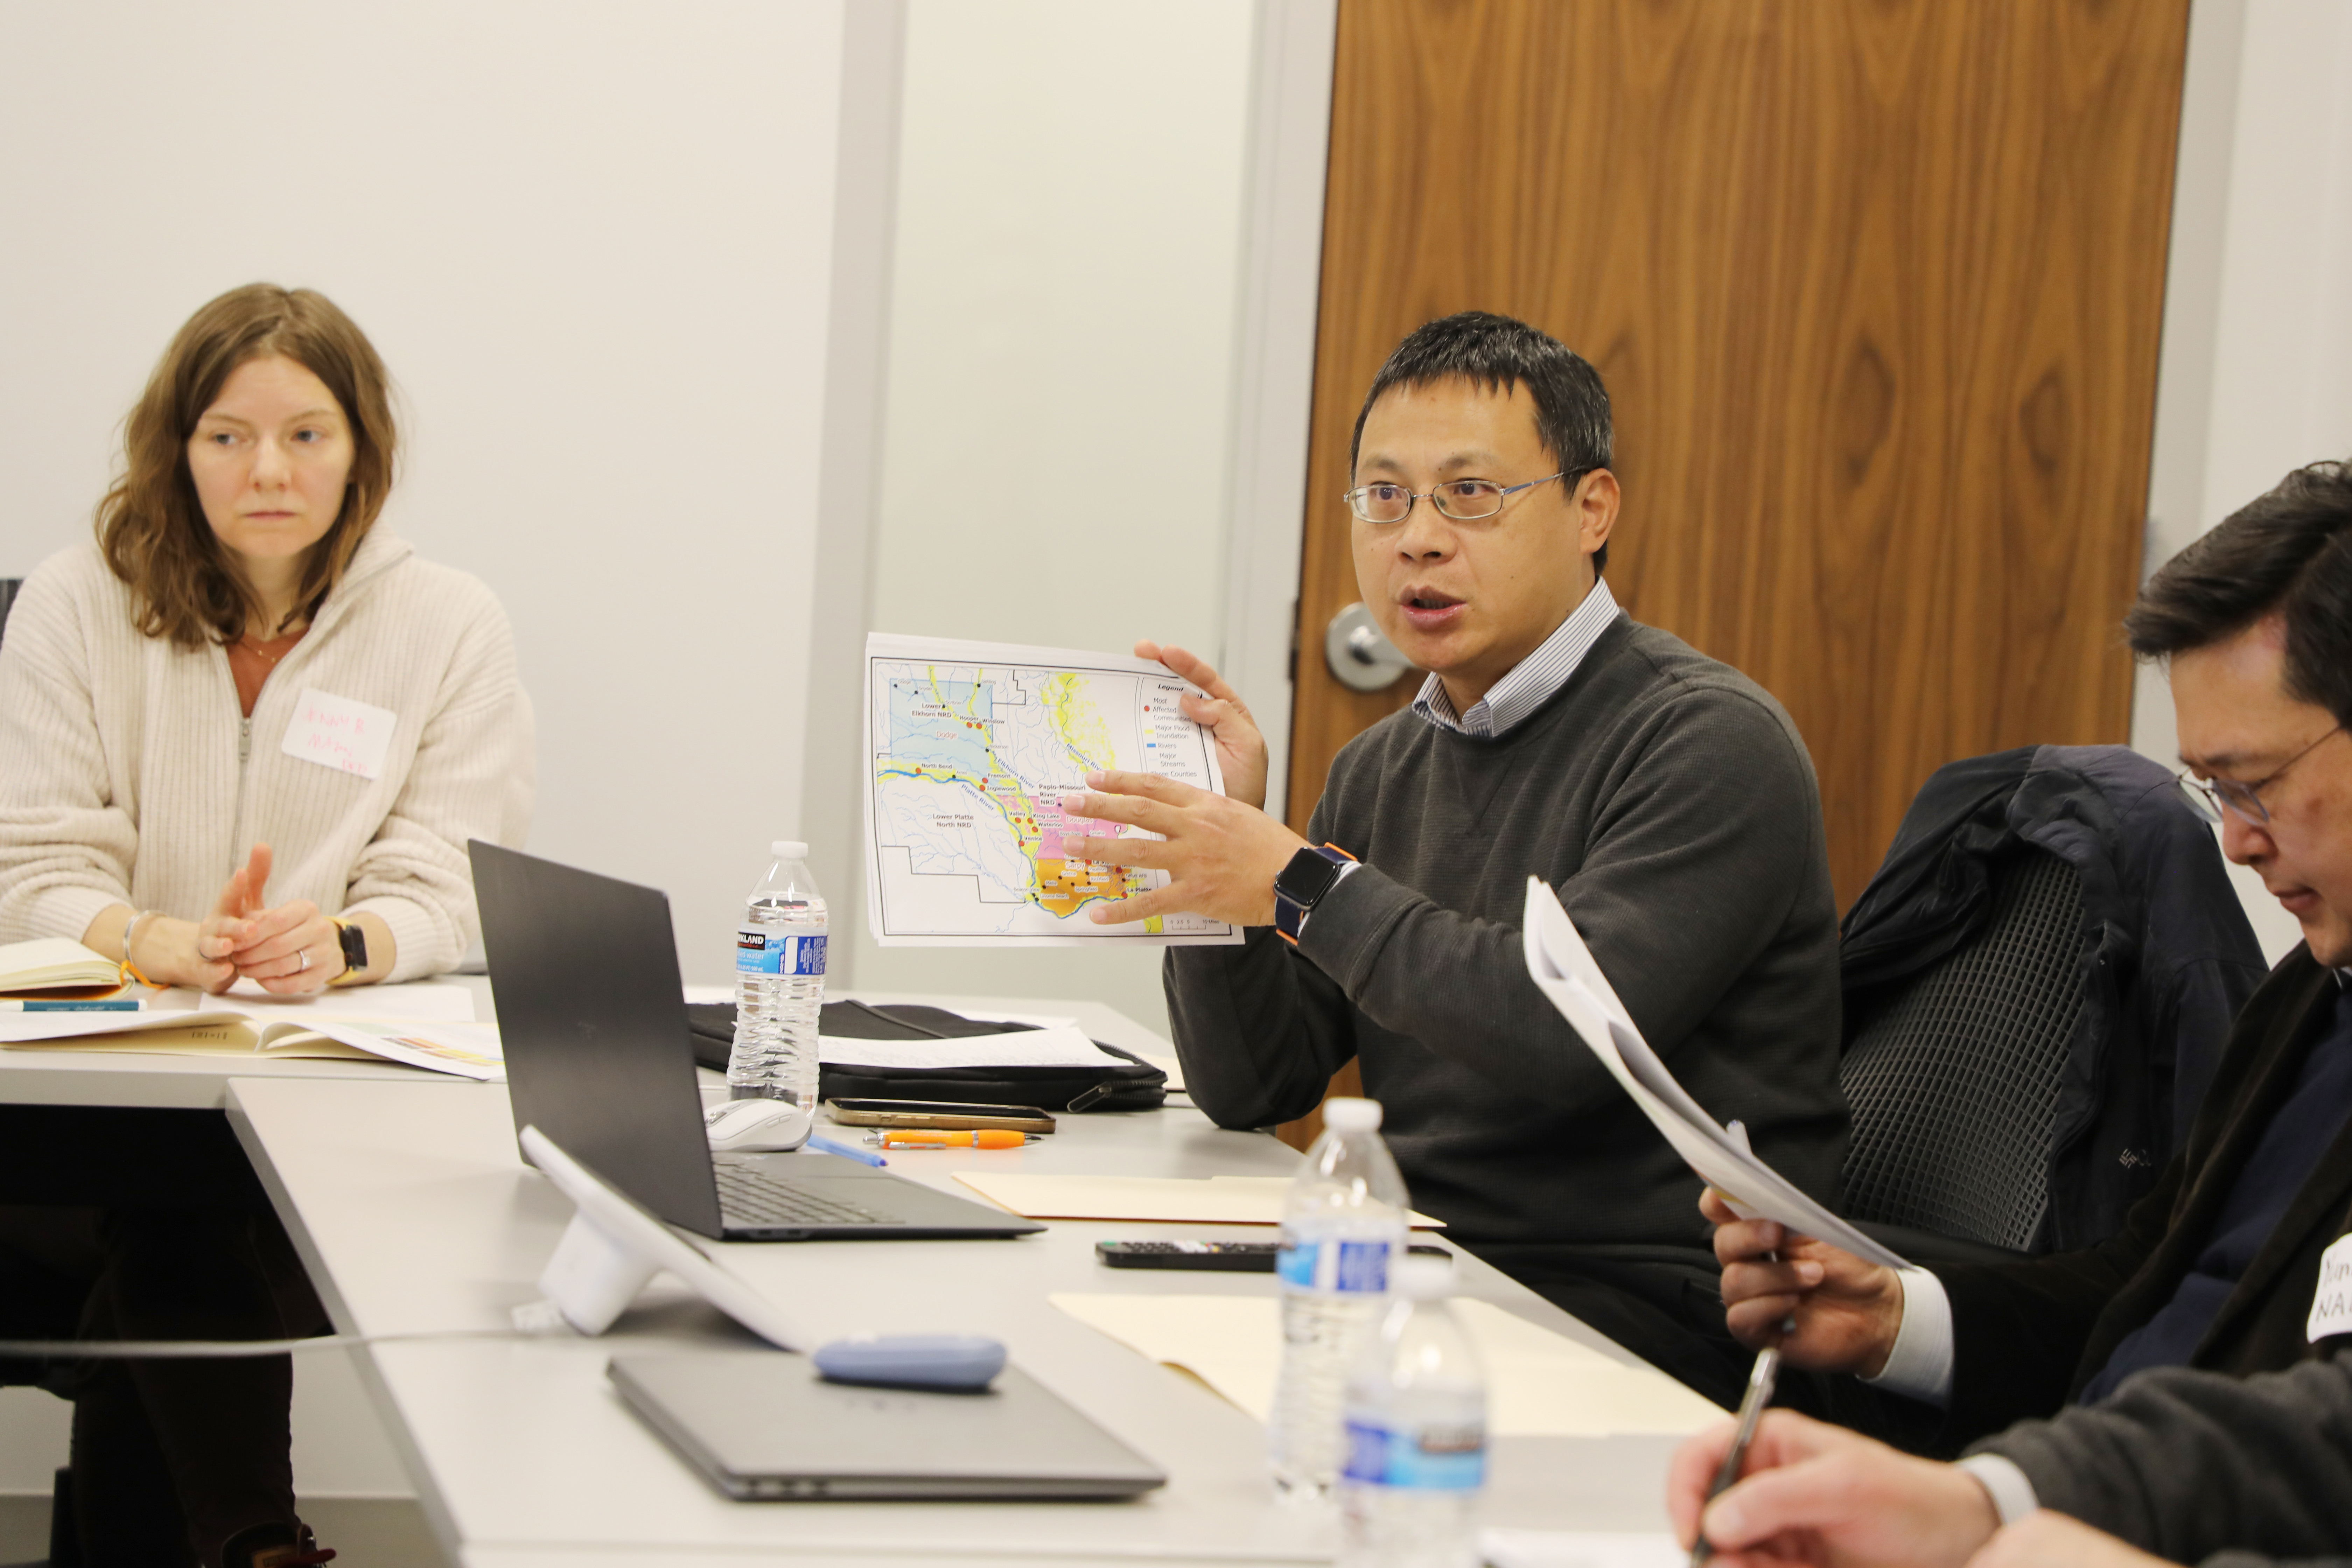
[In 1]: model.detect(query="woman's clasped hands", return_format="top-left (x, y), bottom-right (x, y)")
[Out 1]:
top-left (132, 844), bottom-right (345, 995)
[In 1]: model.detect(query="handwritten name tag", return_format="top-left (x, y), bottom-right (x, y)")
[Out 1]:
top-left (2308, 1233), bottom-right (2352, 1342)
top-left (280, 687), bottom-right (397, 781)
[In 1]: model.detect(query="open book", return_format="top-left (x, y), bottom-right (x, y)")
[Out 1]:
top-left (1522, 877), bottom-right (1904, 1269)
top-left (0, 1007), bottom-right (503, 1082)
top-left (0, 937), bottom-right (132, 1000)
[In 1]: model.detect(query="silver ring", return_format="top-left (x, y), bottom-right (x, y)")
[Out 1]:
top-left (299, 948), bottom-right (310, 973)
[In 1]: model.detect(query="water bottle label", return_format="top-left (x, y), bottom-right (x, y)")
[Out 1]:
top-left (735, 929), bottom-right (827, 976)
top-left (1342, 1416), bottom-right (1486, 1491)
top-left (1275, 1236), bottom-right (1391, 1294)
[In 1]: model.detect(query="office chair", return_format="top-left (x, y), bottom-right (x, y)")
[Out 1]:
top-left (1832, 743), bottom-right (2266, 1265)
top-left (0, 577), bottom-right (20, 645)
top-left (1839, 846), bottom-right (2084, 1258)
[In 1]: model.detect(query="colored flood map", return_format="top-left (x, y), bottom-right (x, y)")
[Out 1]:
top-left (866, 650), bottom-right (1236, 943)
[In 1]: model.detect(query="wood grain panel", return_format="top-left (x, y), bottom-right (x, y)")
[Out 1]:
top-left (1285, 0), bottom-right (2187, 905)
top-left (1273, 0), bottom-right (2186, 1152)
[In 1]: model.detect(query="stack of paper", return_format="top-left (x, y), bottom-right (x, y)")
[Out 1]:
top-left (0, 983), bottom-right (502, 1081)
top-left (1521, 877), bottom-right (1903, 1268)
top-left (817, 1021), bottom-right (1121, 1071)
top-left (955, 1171), bottom-right (1444, 1227)
top-left (1049, 1292), bottom-right (1719, 1436)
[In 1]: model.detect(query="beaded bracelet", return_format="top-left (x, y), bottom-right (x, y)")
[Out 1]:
top-left (119, 909), bottom-right (161, 989)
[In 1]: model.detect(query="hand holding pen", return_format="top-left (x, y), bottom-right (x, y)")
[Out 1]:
top-left (1668, 1405), bottom-right (2001, 1568)
top-left (1691, 1188), bottom-right (1792, 1567)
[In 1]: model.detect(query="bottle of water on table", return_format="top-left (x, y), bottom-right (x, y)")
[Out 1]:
top-left (727, 840), bottom-right (826, 1107)
top-left (1270, 1095), bottom-right (1409, 1502)
top-left (1339, 1253), bottom-right (1487, 1567)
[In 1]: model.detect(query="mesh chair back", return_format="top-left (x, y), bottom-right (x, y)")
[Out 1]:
top-left (1838, 848), bottom-right (2085, 1252)
top-left (0, 578), bottom-right (18, 645)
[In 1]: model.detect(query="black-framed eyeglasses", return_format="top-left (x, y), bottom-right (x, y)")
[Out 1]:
top-left (1343, 469), bottom-right (1584, 525)
top-left (2177, 724), bottom-right (2345, 826)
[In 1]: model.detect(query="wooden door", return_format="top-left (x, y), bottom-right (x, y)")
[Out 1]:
top-left (1275, 0), bottom-right (2189, 1150)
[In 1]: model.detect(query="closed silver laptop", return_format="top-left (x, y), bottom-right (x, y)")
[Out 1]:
top-left (607, 1350), bottom-right (1167, 1500)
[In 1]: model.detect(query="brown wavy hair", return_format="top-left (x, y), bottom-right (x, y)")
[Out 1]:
top-left (96, 284), bottom-right (399, 647)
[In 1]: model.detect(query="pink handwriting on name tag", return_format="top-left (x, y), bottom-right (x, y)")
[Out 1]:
top-left (280, 687), bottom-right (398, 780)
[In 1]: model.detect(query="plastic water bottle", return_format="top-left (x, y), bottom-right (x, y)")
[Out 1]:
top-left (727, 840), bottom-right (826, 1107)
top-left (1339, 1254), bottom-right (1488, 1567)
top-left (1270, 1096), bottom-right (1410, 1503)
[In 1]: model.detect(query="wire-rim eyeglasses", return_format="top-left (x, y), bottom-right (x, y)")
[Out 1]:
top-left (2176, 724), bottom-right (2344, 826)
top-left (1343, 468), bottom-right (1586, 525)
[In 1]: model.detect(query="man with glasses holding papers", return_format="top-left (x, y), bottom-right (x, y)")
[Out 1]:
top-left (1707, 462), bottom-right (2352, 1468)
top-left (1056, 312), bottom-right (1849, 1408)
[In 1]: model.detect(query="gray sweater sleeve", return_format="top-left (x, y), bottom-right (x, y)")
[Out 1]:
top-left (1161, 798), bottom-right (1362, 1129)
top-left (1969, 1356), bottom-right (2352, 1567)
top-left (1166, 682), bottom-right (1822, 1127)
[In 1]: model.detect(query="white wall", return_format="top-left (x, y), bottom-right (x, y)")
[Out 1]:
top-left (841, 0), bottom-right (1260, 1033)
top-left (0, 0), bottom-right (855, 987)
top-left (2134, 0), bottom-right (2352, 963)
top-left (0, 0), bottom-right (870, 1500)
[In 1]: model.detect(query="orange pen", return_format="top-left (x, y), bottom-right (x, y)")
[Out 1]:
top-left (861, 1129), bottom-right (1037, 1150)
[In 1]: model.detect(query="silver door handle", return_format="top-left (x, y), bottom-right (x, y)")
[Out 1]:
top-left (1323, 603), bottom-right (1414, 692)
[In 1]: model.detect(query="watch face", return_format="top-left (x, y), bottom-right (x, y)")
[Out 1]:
top-left (338, 920), bottom-right (369, 972)
top-left (1277, 847), bottom-right (1344, 906)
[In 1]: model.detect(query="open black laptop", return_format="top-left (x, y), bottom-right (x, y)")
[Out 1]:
top-left (470, 842), bottom-right (1044, 1242)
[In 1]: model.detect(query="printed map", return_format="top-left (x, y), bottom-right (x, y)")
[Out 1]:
top-left (864, 635), bottom-right (1239, 945)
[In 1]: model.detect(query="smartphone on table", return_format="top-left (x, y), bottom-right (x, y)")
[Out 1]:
top-left (825, 1099), bottom-right (1057, 1134)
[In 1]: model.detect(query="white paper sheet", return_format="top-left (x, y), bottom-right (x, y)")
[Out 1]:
top-left (0, 1009), bottom-right (248, 1044)
top-left (1522, 877), bottom-right (1905, 1269)
top-left (0, 1008), bottom-right (502, 1080)
top-left (285, 1019), bottom-right (503, 1080)
top-left (955, 1171), bottom-right (1445, 1226)
top-left (1480, 1529), bottom-right (1683, 1568)
top-left (156, 981), bottom-right (478, 1023)
top-left (817, 1023), bottom-right (1120, 1070)
top-left (863, 632), bottom-right (1242, 947)
top-left (1048, 1293), bottom-right (1718, 1436)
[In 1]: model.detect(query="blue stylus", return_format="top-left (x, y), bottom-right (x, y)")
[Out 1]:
top-left (805, 1133), bottom-right (887, 1167)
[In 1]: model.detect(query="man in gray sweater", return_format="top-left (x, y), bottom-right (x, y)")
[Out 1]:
top-left (1669, 1357), bottom-right (2352, 1566)
top-left (1055, 312), bottom-right (1848, 1407)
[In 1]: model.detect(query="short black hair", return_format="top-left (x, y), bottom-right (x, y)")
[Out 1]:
top-left (2126, 459), bottom-right (2352, 728)
top-left (1350, 311), bottom-right (1615, 573)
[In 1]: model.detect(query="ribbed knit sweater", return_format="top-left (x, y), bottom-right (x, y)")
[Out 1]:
top-left (1166, 614), bottom-right (1848, 1254)
top-left (0, 528), bottom-right (533, 981)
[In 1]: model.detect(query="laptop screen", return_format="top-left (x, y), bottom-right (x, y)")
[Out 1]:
top-left (470, 841), bottom-right (727, 1236)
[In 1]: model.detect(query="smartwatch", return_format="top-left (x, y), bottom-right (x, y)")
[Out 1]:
top-left (1273, 844), bottom-right (1359, 945)
top-left (330, 917), bottom-right (369, 984)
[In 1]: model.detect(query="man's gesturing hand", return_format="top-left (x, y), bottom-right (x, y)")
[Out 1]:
top-left (1667, 1410), bottom-right (1998, 1568)
top-left (1134, 641), bottom-right (1269, 812)
top-left (1704, 1189), bottom-right (1907, 1376)
top-left (1059, 770), bottom-right (1309, 929)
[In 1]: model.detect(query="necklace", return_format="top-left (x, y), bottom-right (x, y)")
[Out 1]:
top-left (236, 625), bottom-right (304, 666)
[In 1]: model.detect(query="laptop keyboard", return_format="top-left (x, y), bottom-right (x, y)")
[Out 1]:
top-left (713, 1163), bottom-right (903, 1228)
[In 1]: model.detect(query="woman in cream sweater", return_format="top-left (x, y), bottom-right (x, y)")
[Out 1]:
top-left (0, 285), bottom-right (531, 1568)
top-left (0, 287), bottom-right (532, 989)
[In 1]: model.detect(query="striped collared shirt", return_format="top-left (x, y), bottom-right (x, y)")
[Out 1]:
top-left (1411, 577), bottom-right (1621, 739)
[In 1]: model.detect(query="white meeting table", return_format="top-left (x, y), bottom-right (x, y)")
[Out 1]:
top-left (7, 990), bottom-right (1697, 1565)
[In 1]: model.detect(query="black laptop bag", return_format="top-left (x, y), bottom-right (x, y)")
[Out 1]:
top-left (684, 1001), bottom-right (1168, 1113)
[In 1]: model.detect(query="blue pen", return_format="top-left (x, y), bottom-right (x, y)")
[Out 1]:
top-left (806, 1133), bottom-right (887, 1167)
top-left (0, 998), bottom-right (146, 1012)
